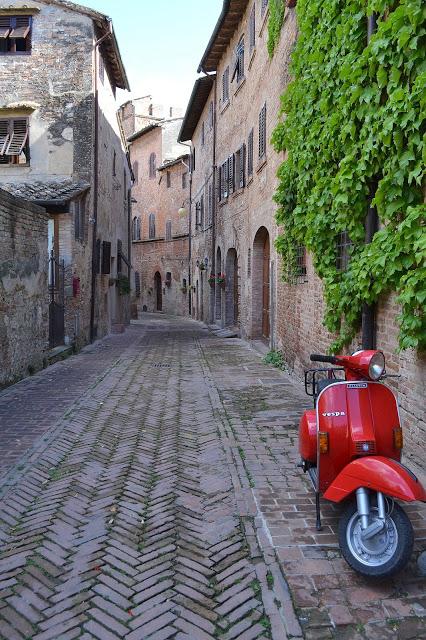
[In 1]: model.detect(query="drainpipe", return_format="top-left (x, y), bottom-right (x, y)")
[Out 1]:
top-left (362, 12), bottom-right (378, 349)
top-left (178, 145), bottom-right (192, 316)
top-left (211, 74), bottom-right (217, 325)
top-left (90, 20), bottom-right (113, 342)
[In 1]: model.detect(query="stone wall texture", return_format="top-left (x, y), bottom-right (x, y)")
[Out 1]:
top-left (0, 189), bottom-right (49, 387)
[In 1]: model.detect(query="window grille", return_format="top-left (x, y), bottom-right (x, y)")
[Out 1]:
top-left (165, 219), bottom-right (172, 241)
top-left (149, 213), bottom-right (156, 239)
top-left (258, 103), bottom-right (267, 158)
top-left (261, 0), bottom-right (269, 17)
top-left (222, 67), bottom-right (229, 103)
top-left (166, 171), bottom-right (171, 188)
top-left (336, 231), bottom-right (353, 271)
top-left (290, 245), bottom-right (308, 284)
top-left (0, 15), bottom-right (32, 55)
top-left (74, 197), bottom-right (86, 242)
top-left (247, 128), bottom-right (254, 178)
top-left (0, 118), bottom-right (29, 164)
top-left (135, 271), bottom-right (141, 297)
top-left (249, 5), bottom-right (256, 52)
top-left (149, 152), bottom-right (156, 178)
top-left (182, 172), bottom-right (187, 189)
top-left (101, 241), bottom-right (111, 275)
top-left (232, 38), bottom-right (245, 84)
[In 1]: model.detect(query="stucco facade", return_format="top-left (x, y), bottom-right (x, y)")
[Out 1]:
top-left (0, 0), bottom-right (131, 350)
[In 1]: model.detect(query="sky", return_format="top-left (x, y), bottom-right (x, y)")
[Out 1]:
top-left (81, 0), bottom-right (223, 111)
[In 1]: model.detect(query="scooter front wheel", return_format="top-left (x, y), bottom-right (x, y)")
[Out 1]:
top-left (338, 499), bottom-right (413, 578)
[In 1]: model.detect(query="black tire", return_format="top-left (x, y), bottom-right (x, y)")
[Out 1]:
top-left (338, 498), bottom-right (414, 578)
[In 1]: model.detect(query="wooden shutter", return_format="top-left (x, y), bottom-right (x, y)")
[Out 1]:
top-left (259, 104), bottom-right (266, 158)
top-left (0, 16), bottom-right (11, 39)
top-left (239, 144), bottom-right (246, 188)
top-left (9, 16), bottom-right (31, 39)
top-left (0, 120), bottom-right (10, 155)
top-left (228, 155), bottom-right (235, 194)
top-left (250, 6), bottom-right (256, 51)
top-left (248, 129), bottom-right (254, 176)
top-left (223, 160), bottom-right (229, 198)
top-left (5, 119), bottom-right (27, 156)
top-left (101, 241), bottom-right (111, 274)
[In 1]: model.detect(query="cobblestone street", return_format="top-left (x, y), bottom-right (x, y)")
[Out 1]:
top-left (0, 315), bottom-right (425, 640)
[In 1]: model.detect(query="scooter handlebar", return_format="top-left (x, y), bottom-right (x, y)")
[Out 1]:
top-left (310, 354), bottom-right (338, 364)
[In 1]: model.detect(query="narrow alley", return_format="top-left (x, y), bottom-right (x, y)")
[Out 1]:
top-left (0, 316), bottom-right (425, 640)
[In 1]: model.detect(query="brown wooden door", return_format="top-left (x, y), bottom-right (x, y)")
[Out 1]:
top-left (233, 254), bottom-right (239, 325)
top-left (262, 236), bottom-right (270, 338)
top-left (154, 272), bottom-right (162, 311)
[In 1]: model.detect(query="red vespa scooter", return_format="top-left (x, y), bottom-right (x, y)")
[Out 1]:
top-left (299, 350), bottom-right (426, 577)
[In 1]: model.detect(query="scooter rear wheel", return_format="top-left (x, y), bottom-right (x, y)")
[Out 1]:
top-left (338, 499), bottom-right (413, 578)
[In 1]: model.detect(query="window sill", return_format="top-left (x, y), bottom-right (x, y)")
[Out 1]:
top-left (234, 76), bottom-right (246, 97)
top-left (248, 48), bottom-right (256, 70)
top-left (232, 187), bottom-right (244, 199)
top-left (256, 156), bottom-right (267, 173)
top-left (220, 99), bottom-right (230, 115)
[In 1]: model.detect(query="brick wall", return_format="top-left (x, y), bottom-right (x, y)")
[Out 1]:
top-left (0, 188), bottom-right (49, 387)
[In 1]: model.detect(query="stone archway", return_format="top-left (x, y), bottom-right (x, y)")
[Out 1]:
top-left (252, 227), bottom-right (270, 339)
top-left (154, 271), bottom-right (162, 311)
top-left (215, 246), bottom-right (222, 321)
top-left (225, 248), bottom-right (239, 327)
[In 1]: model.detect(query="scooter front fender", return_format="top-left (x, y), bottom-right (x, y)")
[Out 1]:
top-left (323, 456), bottom-right (426, 503)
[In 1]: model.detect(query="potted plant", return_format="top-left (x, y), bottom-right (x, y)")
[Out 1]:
top-left (208, 273), bottom-right (216, 287)
top-left (216, 272), bottom-right (226, 288)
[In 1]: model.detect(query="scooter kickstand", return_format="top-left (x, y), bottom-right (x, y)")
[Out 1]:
top-left (315, 492), bottom-right (322, 531)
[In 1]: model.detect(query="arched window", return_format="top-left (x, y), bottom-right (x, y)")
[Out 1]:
top-left (149, 152), bottom-right (156, 179)
top-left (165, 219), bottom-right (172, 241)
top-left (133, 161), bottom-right (139, 184)
top-left (149, 213), bottom-right (155, 239)
top-left (132, 216), bottom-right (141, 241)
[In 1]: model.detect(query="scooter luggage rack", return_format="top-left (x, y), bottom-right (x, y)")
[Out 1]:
top-left (304, 367), bottom-right (345, 403)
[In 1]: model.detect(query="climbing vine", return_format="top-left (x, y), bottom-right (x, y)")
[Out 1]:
top-left (267, 0), bottom-right (286, 57)
top-left (271, 0), bottom-right (426, 351)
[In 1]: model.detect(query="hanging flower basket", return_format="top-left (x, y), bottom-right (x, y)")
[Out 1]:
top-left (208, 273), bottom-right (216, 287)
top-left (216, 273), bottom-right (226, 288)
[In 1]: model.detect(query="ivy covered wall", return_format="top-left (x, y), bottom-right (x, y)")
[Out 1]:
top-left (271, 0), bottom-right (425, 352)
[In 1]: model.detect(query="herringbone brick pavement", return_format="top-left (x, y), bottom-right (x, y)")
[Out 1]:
top-left (0, 316), bottom-right (299, 640)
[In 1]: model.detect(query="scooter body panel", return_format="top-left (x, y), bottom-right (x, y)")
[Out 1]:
top-left (315, 382), bottom-right (401, 493)
top-left (323, 456), bottom-right (426, 503)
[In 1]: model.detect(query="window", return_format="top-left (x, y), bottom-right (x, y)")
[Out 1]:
top-left (123, 170), bottom-right (127, 200)
top-left (132, 216), bottom-right (141, 241)
top-left (149, 213), bottom-right (155, 239)
top-left (209, 101), bottom-right (214, 129)
top-left (166, 171), bottom-right (171, 188)
top-left (290, 245), bottom-right (308, 284)
top-left (133, 161), bottom-right (139, 184)
top-left (235, 144), bottom-right (246, 189)
top-left (228, 155), bottom-right (235, 194)
top-left (74, 197), bottom-right (86, 241)
top-left (195, 201), bottom-right (201, 227)
top-left (182, 172), bottom-right (187, 189)
top-left (135, 271), bottom-right (141, 297)
top-left (112, 150), bottom-right (116, 176)
top-left (0, 118), bottom-right (29, 165)
top-left (261, 0), bottom-right (269, 17)
top-left (191, 147), bottom-right (195, 172)
top-left (336, 231), bottom-right (353, 271)
top-left (165, 219), bottom-right (172, 241)
top-left (101, 241), bottom-right (111, 275)
top-left (200, 195), bottom-right (205, 228)
top-left (248, 128), bottom-right (254, 178)
top-left (258, 103), bottom-right (267, 159)
top-left (149, 152), bottom-right (156, 179)
top-left (232, 37), bottom-right (245, 84)
top-left (0, 15), bottom-right (32, 55)
top-left (201, 122), bottom-right (205, 147)
top-left (222, 66), bottom-right (230, 103)
top-left (208, 184), bottom-right (213, 226)
top-left (247, 248), bottom-right (252, 277)
top-left (249, 5), bottom-right (256, 53)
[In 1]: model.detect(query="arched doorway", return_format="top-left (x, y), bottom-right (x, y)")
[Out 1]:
top-left (154, 271), bottom-right (162, 311)
top-left (215, 247), bottom-right (222, 321)
top-left (225, 248), bottom-right (239, 326)
top-left (252, 227), bottom-right (270, 340)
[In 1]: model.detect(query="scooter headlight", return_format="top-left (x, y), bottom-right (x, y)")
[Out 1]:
top-left (368, 352), bottom-right (385, 380)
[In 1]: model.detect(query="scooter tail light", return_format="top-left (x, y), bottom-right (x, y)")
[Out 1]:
top-left (319, 432), bottom-right (329, 454)
top-left (393, 427), bottom-right (403, 450)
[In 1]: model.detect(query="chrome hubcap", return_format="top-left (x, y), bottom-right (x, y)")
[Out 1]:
top-left (347, 507), bottom-right (398, 567)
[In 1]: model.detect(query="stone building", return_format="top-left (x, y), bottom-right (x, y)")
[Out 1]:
top-left (0, 0), bottom-right (132, 352)
top-left (180, 0), bottom-right (297, 340)
top-left (127, 104), bottom-right (190, 316)
top-left (179, 0), bottom-right (425, 468)
top-left (0, 188), bottom-right (49, 387)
